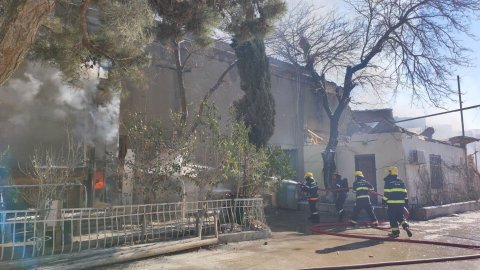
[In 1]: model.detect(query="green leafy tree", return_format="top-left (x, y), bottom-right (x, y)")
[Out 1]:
top-left (221, 119), bottom-right (269, 198)
top-left (125, 103), bottom-right (294, 202)
top-left (265, 147), bottom-right (295, 182)
top-left (219, 111), bottom-right (293, 198)
top-left (124, 112), bottom-right (195, 203)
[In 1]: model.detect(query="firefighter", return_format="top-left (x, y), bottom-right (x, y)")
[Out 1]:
top-left (383, 166), bottom-right (413, 238)
top-left (301, 172), bottom-right (320, 223)
top-left (348, 171), bottom-right (378, 226)
top-left (332, 172), bottom-right (349, 222)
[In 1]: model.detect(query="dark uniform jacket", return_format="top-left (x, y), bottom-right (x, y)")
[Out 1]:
top-left (334, 178), bottom-right (349, 194)
top-left (352, 177), bottom-right (373, 203)
top-left (382, 175), bottom-right (408, 205)
top-left (302, 180), bottom-right (319, 200)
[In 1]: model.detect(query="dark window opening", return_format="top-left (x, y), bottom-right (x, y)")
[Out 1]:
top-left (430, 154), bottom-right (444, 189)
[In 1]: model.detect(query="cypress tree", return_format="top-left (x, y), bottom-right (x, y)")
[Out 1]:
top-left (232, 38), bottom-right (275, 148)
top-left (222, 0), bottom-right (285, 147)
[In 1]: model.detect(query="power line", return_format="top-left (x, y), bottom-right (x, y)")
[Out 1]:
top-left (394, 104), bottom-right (480, 123)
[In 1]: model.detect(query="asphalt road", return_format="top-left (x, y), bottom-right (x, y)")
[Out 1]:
top-left (97, 209), bottom-right (480, 270)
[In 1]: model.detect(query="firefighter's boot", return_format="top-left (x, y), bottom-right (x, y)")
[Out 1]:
top-left (338, 209), bottom-right (345, 222)
top-left (389, 227), bottom-right (400, 238)
top-left (388, 233), bottom-right (399, 238)
top-left (401, 221), bottom-right (412, 237)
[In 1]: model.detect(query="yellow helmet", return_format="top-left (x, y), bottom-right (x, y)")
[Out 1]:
top-left (388, 166), bottom-right (398, 176)
top-left (355, 171), bottom-right (364, 177)
top-left (305, 172), bottom-right (314, 178)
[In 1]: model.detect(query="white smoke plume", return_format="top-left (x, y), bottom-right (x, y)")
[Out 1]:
top-left (0, 62), bottom-right (120, 162)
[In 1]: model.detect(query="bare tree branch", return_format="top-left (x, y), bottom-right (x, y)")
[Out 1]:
top-left (155, 63), bottom-right (177, 71)
top-left (268, 0), bottom-right (480, 187)
top-left (191, 60), bottom-right (237, 133)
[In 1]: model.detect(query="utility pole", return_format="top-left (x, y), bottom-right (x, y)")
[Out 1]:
top-left (457, 75), bottom-right (468, 169)
top-left (457, 76), bottom-right (466, 139)
top-left (475, 145), bottom-right (478, 171)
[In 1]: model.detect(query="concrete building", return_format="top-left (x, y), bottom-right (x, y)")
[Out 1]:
top-left (120, 40), bottom-right (351, 203)
top-left (337, 119), bottom-right (480, 207)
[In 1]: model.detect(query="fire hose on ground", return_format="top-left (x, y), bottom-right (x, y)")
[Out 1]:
top-left (299, 187), bottom-right (480, 269)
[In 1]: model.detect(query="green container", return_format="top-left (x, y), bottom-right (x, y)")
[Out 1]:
top-left (277, 180), bottom-right (300, 210)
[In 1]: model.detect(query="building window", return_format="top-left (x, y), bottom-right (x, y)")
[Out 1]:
top-left (430, 154), bottom-right (444, 189)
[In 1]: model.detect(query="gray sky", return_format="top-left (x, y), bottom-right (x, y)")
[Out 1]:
top-left (283, 0), bottom-right (480, 137)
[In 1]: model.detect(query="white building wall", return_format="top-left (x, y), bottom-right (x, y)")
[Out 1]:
top-left (337, 133), bottom-right (405, 202)
top-left (401, 135), bottom-right (466, 205)
top-left (337, 131), bottom-right (469, 206)
top-left (303, 144), bottom-right (326, 186)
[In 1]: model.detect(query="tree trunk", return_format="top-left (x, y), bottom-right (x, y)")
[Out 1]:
top-left (321, 67), bottom-right (354, 192)
top-left (0, 0), bottom-right (55, 86)
top-left (322, 113), bottom-right (340, 190)
top-left (173, 41), bottom-right (188, 124)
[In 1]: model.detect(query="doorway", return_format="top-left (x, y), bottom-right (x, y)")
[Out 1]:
top-left (354, 154), bottom-right (378, 204)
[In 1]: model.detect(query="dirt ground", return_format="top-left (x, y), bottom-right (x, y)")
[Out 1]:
top-left (98, 208), bottom-right (480, 270)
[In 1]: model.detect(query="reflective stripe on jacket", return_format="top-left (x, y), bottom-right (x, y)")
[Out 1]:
top-left (352, 177), bottom-right (373, 202)
top-left (383, 175), bottom-right (408, 204)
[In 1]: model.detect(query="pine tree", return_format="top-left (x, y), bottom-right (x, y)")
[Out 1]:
top-left (0, 0), bottom-right (56, 86)
top-left (31, 0), bottom-right (155, 91)
top-left (150, 0), bottom-right (222, 123)
top-left (1, 0), bottom-right (155, 91)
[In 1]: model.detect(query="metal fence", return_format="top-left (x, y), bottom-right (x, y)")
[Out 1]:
top-left (0, 198), bottom-right (266, 261)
